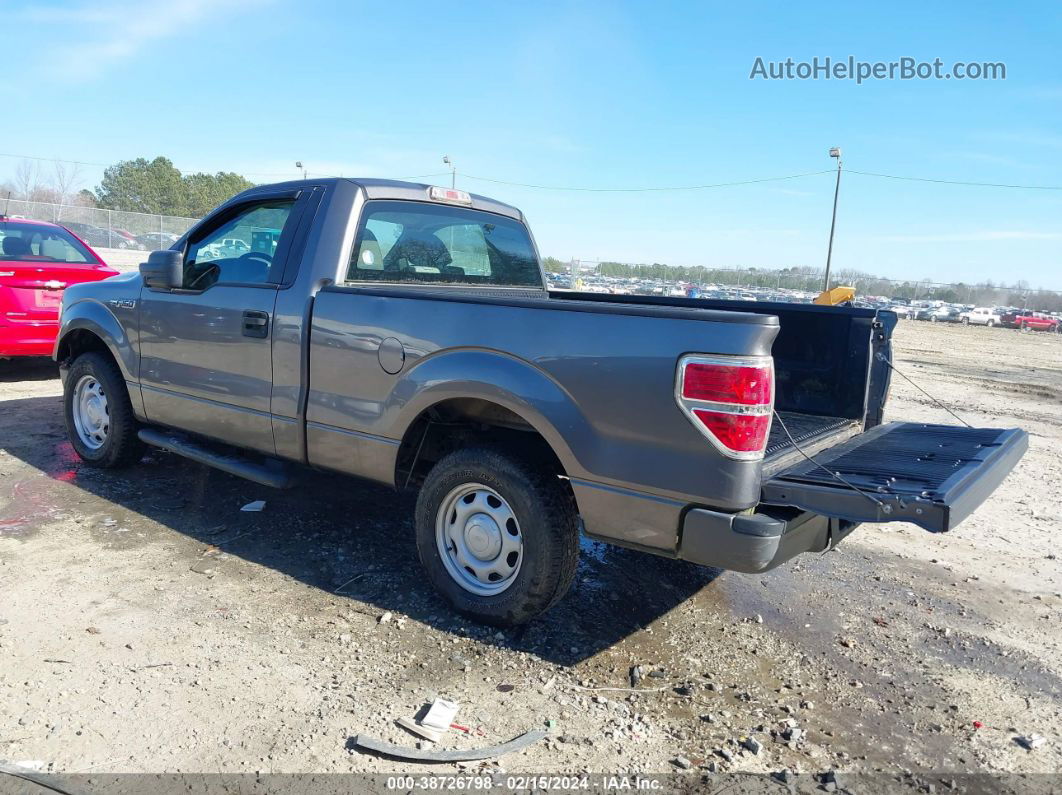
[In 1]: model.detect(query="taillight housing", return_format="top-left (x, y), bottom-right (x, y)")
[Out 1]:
top-left (675, 354), bottom-right (774, 460)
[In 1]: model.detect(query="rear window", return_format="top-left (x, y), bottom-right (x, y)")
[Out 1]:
top-left (0, 221), bottom-right (97, 264)
top-left (345, 201), bottom-right (541, 287)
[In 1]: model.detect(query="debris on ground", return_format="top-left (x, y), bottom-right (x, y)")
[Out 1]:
top-left (395, 698), bottom-right (460, 743)
top-left (396, 716), bottom-right (443, 743)
top-left (240, 500), bottom-right (265, 512)
top-left (1016, 734), bottom-right (1047, 751)
top-left (629, 665), bottom-right (644, 687)
top-left (349, 730), bottom-right (546, 762)
top-left (741, 735), bottom-right (763, 755)
top-left (421, 698), bottom-right (460, 732)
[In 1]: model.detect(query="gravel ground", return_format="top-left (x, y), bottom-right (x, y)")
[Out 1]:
top-left (0, 319), bottom-right (1059, 787)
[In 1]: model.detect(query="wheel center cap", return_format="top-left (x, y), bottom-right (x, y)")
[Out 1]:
top-left (88, 399), bottom-right (103, 425)
top-left (464, 514), bottom-right (502, 560)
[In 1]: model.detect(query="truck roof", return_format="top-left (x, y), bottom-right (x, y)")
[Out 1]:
top-left (236, 177), bottom-right (525, 222)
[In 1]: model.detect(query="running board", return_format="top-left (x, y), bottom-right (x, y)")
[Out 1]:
top-left (137, 428), bottom-right (293, 489)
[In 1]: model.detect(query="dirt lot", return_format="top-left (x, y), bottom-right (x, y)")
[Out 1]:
top-left (1, 320), bottom-right (1060, 787)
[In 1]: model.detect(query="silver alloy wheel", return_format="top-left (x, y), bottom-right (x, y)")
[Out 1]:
top-left (435, 483), bottom-right (523, 596)
top-left (72, 374), bottom-right (109, 450)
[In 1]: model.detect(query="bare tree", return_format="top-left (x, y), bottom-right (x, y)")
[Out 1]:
top-left (51, 160), bottom-right (85, 219)
top-left (13, 159), bottom-right (40, 200)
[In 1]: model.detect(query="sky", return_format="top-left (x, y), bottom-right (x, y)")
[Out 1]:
top-left (5, 0), bottom-right (1062, 288)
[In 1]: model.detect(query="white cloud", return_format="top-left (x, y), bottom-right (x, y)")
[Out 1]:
top-left (26, 0), bottom-right (266, 82)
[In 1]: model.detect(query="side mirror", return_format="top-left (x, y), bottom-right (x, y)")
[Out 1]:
top-left (139, 250), bottom-right (182, 289)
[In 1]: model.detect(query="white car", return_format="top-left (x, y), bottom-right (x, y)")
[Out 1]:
top-left (959, 307), bottom-right (1002, 327)
top-left (889, 304), bottom-right (914, 318)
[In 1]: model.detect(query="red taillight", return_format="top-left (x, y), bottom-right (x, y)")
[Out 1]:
top-left (682, 363), bottom-right (772, 405)
top-left (676, 355), bottom-right (774, 460)
top-left (691, 410), bottom-right (771, 453)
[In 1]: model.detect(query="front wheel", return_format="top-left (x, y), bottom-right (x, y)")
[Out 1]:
top-left (962, 317), bottom-right (969, 325)
top-left (64, 352), bottom-right (144, 467)
top-left (987, 320), bottom-right (995, 327)
top-left (415, 446), bottom-right (579, 626)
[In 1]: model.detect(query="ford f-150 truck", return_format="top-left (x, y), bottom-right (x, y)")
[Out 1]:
top-left (54, 179), bottom-right (1028, 625)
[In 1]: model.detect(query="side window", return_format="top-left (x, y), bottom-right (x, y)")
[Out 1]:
top-left (182, 199), bottom-right (296, 290)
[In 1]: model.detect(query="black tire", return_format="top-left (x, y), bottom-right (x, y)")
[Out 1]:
top-left (415, 446), bottom-right (579, 626)
top-left (961, 317), bottom-right (969, 325)
top-left (64, 352), bottom-right (144, 468)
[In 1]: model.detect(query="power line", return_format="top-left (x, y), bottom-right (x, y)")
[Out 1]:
top-left (5, 149), bottom-right (1062, 192)
top-left (463, 168), bottom-right (1062, 192)
top-left (0, 152), bottom-right (454, 183)
top-left (848, 169), bottom-right (1062, 191)
top-left (0, 152), bottom-right (109, 168)
top-left (460, 170), bottom-right (835, 192)
top-left (0, 151), bottom-right (304, 179)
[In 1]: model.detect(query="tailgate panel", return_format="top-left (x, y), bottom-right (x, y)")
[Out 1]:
top-left (762, 422), bottom-right (1028, 532)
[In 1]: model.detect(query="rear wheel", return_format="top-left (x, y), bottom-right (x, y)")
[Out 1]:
top-left (415, 446), bottom-right (579, 626)
top-left (64, 352), bottom-right (144, 467)
top-left (987, 319), bottom-right (995, 327)
top-left (962, 317), bottom-right (969, 325)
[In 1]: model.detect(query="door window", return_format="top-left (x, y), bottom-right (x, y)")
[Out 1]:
top-left (182, 200), bottom-right (296, 289)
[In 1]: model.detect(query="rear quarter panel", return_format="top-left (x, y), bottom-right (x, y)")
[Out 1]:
top-left (305, 288), bottom-right (779, 526)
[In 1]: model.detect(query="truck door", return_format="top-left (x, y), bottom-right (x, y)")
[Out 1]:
top-left (138, 191), bottom-right (307, 454)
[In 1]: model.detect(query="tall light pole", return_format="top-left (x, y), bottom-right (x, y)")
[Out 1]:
top-left (442, 155), bottom-right (455, 188)
top-left (295, 160), bottom-right (307, 180)
top-left (823, 146), bottom-right (842, 291)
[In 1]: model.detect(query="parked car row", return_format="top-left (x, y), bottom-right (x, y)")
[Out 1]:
top-left (999, 308), bottom-right (1061, 332)
top-left (29, 222), bottom-right (183, 252)
top-left (892, 302), bottom-right (1061, 333)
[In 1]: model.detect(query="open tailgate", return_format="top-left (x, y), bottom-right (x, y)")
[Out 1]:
top-left (761, 422), bottom-right (1028, 533)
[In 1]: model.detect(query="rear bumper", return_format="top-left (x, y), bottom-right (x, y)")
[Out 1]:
top-left (678, 507), bottom-right (859, 573)
top-left (0, 323), bottom-right (59, 357)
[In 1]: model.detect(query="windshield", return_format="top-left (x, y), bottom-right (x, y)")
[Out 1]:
top-left (345, 200), bottom-right (541, 288)
top-left (0, 220), bottom-right (99, 264)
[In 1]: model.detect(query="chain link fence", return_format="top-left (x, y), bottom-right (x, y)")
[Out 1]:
top-left (2, 198), bottom-right (198, 252)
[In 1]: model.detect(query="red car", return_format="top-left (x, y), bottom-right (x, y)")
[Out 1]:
top-left (1017, 312), bottom-right (1060, 333)
top-left (0, 217), bottom-right (119, 357)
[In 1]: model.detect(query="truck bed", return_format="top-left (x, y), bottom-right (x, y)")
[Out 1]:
top-left (764, 411), bottom-right (862, 474)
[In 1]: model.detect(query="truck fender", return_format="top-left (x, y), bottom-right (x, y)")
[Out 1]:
top-left (54, 299), bottom-right (137, 381)
top-left (388, 349), bottom-right (595, 480)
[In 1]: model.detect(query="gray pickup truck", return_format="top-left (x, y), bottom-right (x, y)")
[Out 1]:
top-left (54, 178), bottom-right (1028, 625)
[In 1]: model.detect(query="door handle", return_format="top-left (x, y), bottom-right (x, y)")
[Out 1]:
top-left (242, 310), bottom-right (269, 338)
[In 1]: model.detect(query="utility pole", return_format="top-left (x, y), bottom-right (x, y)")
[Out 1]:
top-left (824, 147), bottom-right (843, 291)
top-left (442, 155), bottom-right (456, 188)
